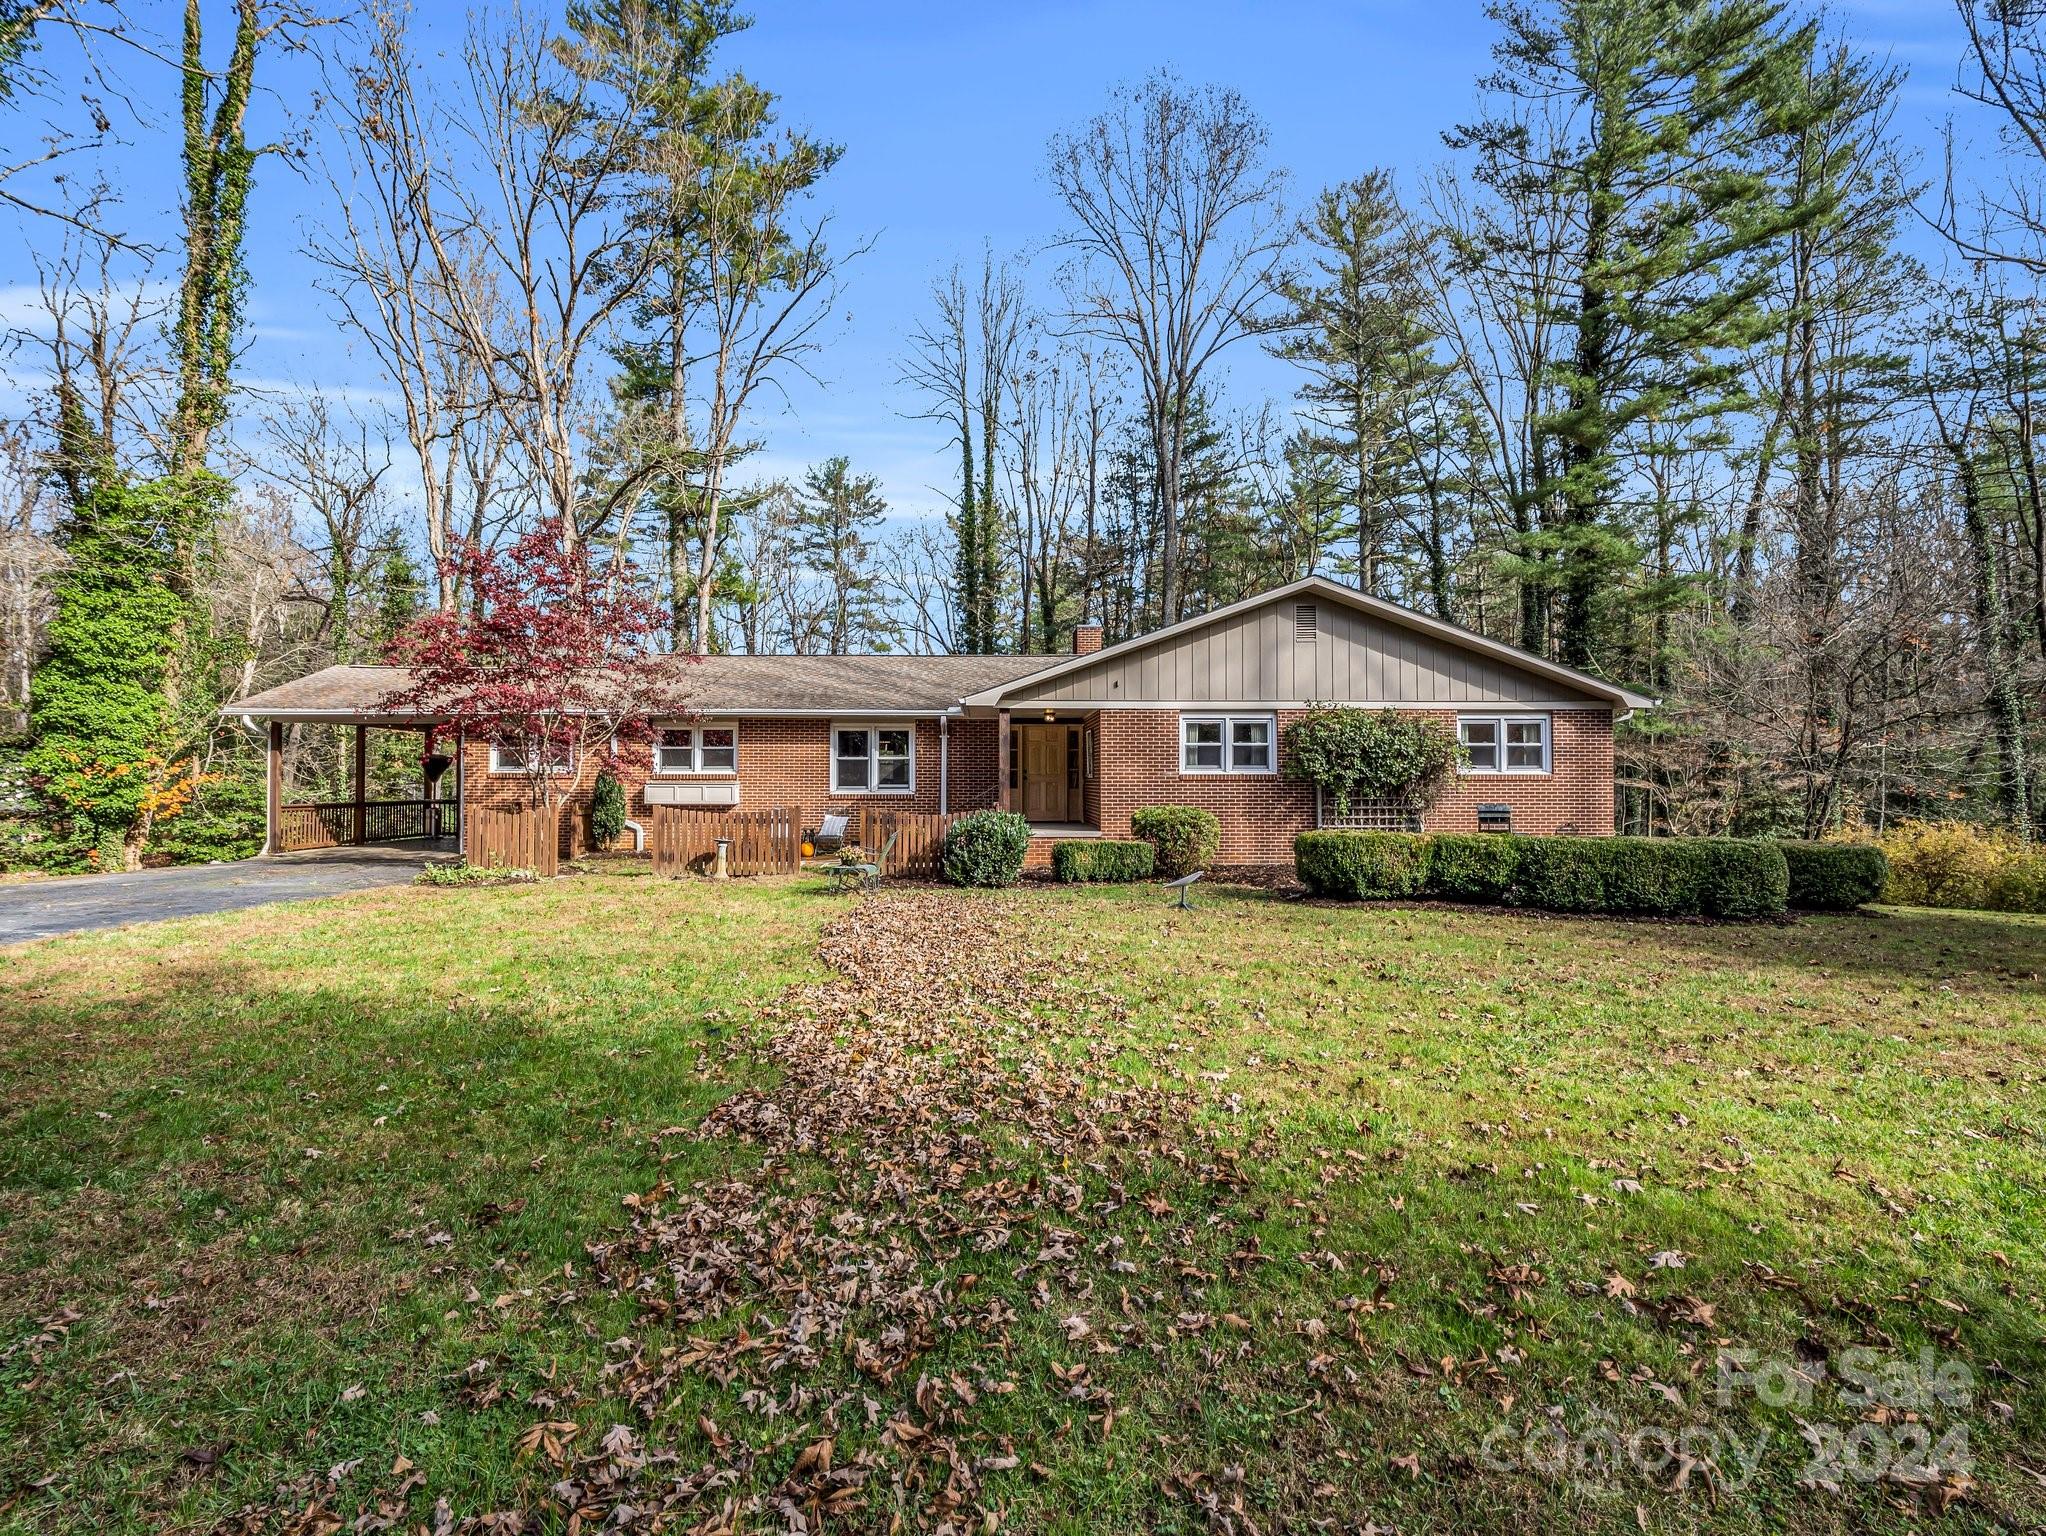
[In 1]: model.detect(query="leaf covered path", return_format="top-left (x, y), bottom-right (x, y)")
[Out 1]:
top-left (563, 889), bottom-right (1263, 1533)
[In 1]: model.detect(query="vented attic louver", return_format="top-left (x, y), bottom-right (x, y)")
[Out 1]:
top-left (1295, 603), bottom-right (1317, 642)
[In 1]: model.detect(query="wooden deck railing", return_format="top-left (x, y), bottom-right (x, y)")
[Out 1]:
top-left (278, 798), bottom-right (456, 853)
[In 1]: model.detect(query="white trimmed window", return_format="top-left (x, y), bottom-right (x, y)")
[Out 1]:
top-left (1180, 713), bottom-right (1276, 775)
top-left (489, 736), bottom-right (574, 775)
top-left (832, 723), bottom-right (914, 794)
top-left (1459, 714), bottom-right (1550, 774)
top-left (654, 723), bottom-right (738, 774)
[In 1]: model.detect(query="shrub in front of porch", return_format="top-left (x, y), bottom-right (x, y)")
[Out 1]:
top-left (1129, 806), bottom-right (1220, 879)
top-left (941, 810), bottom-right (1031, 887)
top-left (1051, 839), bottom-right (1155, 883)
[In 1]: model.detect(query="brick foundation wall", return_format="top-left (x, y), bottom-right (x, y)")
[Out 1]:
top-left (460, 715), bottom-right (1004, 856)
top-left (1088, 706), bottom-right (1617, 864)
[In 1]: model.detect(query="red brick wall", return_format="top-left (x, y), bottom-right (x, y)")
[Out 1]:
top-left (460, 716), bottom-right (1004, 855)
top-left (1088, 706), bottom-right (1617, 863)
top-left (459, 705), bottom-right (1616, 863)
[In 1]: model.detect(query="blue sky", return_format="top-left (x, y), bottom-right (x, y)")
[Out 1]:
top-left (0, 0), bottom-right (1985, 528)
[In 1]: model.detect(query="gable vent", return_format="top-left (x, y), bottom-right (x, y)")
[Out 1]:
top-left (1294, 603), bottom-right (1318, 642)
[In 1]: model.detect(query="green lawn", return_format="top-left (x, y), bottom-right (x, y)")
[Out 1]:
top-left (1, 874), bottom-right (2041, 1534)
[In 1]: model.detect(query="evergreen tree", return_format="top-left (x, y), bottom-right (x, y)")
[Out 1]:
top-left (1450, 0), bottom-right (1843, 673)
top-left (27, 476), bottom-right (228, 868)
top-left (26, 1), bottom-right (288, 870)
top-left (560, 0), bottom-right (844, 652)
top-left (795, 457), bottom-right (894, 654)
top-left (1269, 171), bottom-right (1454, 594)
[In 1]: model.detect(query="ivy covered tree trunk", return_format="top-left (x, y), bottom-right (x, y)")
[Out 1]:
top-left (169, 0), bottom-right (260, 495)
top-left (1954, 452), bottom-right (2034, 838)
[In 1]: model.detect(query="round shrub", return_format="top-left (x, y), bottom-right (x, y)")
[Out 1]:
top-left (1129, 805), bottom-right (1221, 878)
top-left (1779, 841), bottom-right (1888, 911)
top-left (589, 769), bottom-right (627, 849)
top-left (1425, 833), bottom-right (1522, 903)
top-left (940, 809), bottom-right (1031, 888)
top-left (1294, 831), bottom-right (1430, 899)
top-left (1051, 838), bottom-right (1155, 883)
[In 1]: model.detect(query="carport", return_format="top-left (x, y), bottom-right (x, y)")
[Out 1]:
top-left (222, 668), bottom-right (459, 856)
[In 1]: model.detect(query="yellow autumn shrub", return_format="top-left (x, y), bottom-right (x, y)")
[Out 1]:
top-left (1878, 819), bottom-right (2046, 913)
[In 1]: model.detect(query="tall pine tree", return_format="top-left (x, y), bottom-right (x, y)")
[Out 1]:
top-left (795, 457), bottom-right (894, 655)
top-left (1269, 171), bottom-right (1452, 596)
top-left (1450, 0), bottom-right (1842, 673)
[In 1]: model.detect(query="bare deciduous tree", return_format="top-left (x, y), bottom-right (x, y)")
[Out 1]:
top-left (311, 18), bottom-right (515, 610)
top-left (0, 423), bottom-right (61, 734)
top-left (1047, 71), bottom-right (1289, 624)
top-left (1004, 324), bottom-right (1087, 652)
top-left (261, 393), bottom-right (392, 662)
top-left (314, 3), bottom-right (655, 585)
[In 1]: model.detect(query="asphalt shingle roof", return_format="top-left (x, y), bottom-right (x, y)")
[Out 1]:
top-left (223, 654), bottom-right (1062, 719)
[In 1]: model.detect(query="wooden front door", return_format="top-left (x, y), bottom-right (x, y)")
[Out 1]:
top-left (1019, 725), bottom-right (1072, 822)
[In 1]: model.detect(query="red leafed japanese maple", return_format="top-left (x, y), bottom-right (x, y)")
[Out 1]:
top-left (378, 518), bottom-right (691, 809)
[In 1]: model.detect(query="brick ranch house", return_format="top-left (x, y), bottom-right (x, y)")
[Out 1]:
top-left (223, 576), bottom-right (1656, 867)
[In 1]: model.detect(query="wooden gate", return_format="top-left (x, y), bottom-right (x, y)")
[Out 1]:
top-left (466, 803), bottom-right (560, 877)
top-left (649, 805), bottom-right (802, 877)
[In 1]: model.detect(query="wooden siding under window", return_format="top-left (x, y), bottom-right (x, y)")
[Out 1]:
top-left (1018, 598), bottom-right (1598, 706)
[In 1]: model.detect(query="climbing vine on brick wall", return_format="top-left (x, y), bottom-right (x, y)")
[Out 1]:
top-left (1281, 706), bottom-right (1463, 817)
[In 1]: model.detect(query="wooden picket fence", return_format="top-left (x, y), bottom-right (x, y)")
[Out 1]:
top-left (848, 806), bottom-right (964, 877)
top-left (644, 804), bottom-right (966, 879)
top-left (466, 802), bottom-right (560, 877)
top-left (649, 805), bottom-right (803, 877)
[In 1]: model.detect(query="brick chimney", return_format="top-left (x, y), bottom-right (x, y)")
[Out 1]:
top-left (1073, 622), bottom-right (1104, 655)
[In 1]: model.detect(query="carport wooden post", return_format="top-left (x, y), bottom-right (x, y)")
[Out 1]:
top-left (352, 725), bottom-right (367, 846)
top-left (265, 719), bottom-right (283, 856)
top-left (455, 728), bottom-right (466, 857)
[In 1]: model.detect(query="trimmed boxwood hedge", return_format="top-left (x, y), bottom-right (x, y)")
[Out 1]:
top-left (1051, 838), bottom-right (1156, 883)
top-left (1295, 831), bottom-right (1430, 899)
top-left (1779, 840), bottom-right (1888, 910)
top-left (1695, 837), bottom-right (1791, 920)
top-left (1293, 830), bottom-right (1790, 919)
top-left (1425, 833), bottom-right (1522, 903)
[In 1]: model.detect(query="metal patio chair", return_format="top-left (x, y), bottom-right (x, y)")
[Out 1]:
top-left (825, 830), bottom-right (898, 893)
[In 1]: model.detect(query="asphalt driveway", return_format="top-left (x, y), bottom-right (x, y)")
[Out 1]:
top-left (0, 845), bottom-right (443, 946)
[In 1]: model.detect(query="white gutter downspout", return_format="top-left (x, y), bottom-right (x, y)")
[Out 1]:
top-left (939, 714), bottom-right (950, 816)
